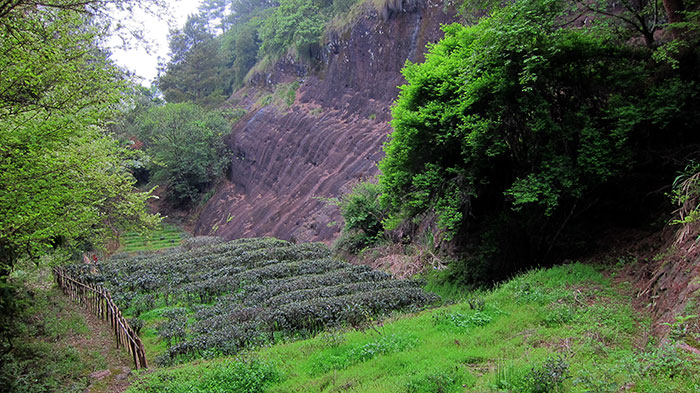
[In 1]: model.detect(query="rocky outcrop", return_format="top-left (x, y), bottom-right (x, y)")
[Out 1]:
top-left (194, 0), bottom-right (455, 243)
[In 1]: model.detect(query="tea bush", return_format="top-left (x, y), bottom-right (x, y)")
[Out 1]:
top-left (68, 238), bottom-right (438, 362)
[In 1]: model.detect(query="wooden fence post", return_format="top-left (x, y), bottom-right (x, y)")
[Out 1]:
top-left (51, 269), bottom-right (148, 369)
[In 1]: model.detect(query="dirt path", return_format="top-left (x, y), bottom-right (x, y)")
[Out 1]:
top-left (58, 288), bottom-right (135, 393)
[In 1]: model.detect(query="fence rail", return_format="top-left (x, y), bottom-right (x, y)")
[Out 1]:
top-left (53, 266), bottom-right (148, 369)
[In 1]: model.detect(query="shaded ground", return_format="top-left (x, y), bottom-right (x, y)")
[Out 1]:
top-left (64, 298), bottom-right (134, 393)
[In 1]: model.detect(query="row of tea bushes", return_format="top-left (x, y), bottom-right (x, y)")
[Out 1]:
top-left (66, 237), bottom-right (439, 363)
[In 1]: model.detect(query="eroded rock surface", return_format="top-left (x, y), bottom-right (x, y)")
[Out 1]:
top-left (195, 1), bottom-right (455, 243)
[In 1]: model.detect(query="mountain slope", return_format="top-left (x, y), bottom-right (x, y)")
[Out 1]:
top-left (194, 1), bottom-right (455, 243)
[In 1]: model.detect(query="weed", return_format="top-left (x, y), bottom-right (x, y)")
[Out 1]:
top-left (310, 334), bottom-right (418, 374)
top-left (573, 368), bottom-right (618, 393)
top-left (542, 304), bottom-right (575, 327)
top-left (491, 359), bottom-right (528, 391)
top-left (663, 314), bottom-right (698, 342)
top-left (637, 342), bottom-right (689, 378)
top-left (406, 370), bottom-right (462, 393)
top-left (467, 296), bottom-right (485, 311)
top-left (524, 356), bottom-right (570, 393)
top-left (432, 310), bottom-right (494, 330)
top-left (318, 330), bottom-right (346, 348)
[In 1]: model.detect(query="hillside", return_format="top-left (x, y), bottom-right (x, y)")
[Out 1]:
top-left (122, 261), bottom-right (700, 393)
top-left (3, 0), bottom-right (700, 392)
top-left (193, 1), bottom-right (455, 243)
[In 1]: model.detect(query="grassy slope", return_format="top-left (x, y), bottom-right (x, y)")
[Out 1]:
top-left (126, 263), bottom-right (700, 393)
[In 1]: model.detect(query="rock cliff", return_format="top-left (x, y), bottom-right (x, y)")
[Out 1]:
top-left (194, 0), bottom-right (455, 243)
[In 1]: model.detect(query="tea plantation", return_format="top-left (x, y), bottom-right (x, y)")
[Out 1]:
top-left (65, 237), bottom-right (438, 363)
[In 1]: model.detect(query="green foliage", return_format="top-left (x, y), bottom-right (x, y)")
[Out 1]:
top-left (335, 182), bottom-right (386, 253)
top-left (226, 21), bottom-right (261, 88)
top-left (406, 369), bottom-right (464, 393)
top-left (670, 161), bottom-right (700, 225)
top-left (0, 4), bottom-right (159, 273)
top-left (431, 309), bottom-right (496, 329)
top-left (310, 334), bottom-right (418, 373)
top-left (130, 103), bottom-right (232, 204)
top-left (159, 14), bottom-right (234, 108)
top-left (258, 0), bottom-right (326, 59)
top-left (524, 356), bottom-right (570, 393)
top-left (379, 0), bottom-right (700, 282)
top-left (126, 358), bottom-right (280, 393)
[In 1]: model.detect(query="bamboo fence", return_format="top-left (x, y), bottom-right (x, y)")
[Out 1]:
top-left (53, 266), bottom-right (148, 369)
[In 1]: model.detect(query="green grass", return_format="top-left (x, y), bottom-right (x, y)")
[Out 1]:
top-left (126, 262), bottom-right (700, 393)
top-left (119, 223), bottom-right (185, 252)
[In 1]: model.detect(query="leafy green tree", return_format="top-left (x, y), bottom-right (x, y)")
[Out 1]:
top-left (461, 0), bottom-right (698, 47)
top-left (131, 103), bottom-right (232, 204)
top-left (158, 14), bottom-right (234, 107)
top-left (224, 20), bottom-right (261, 88)
top-left (379, 0), bottom-right (700, 281)
top-left (0, 4), bottom-right (159, 276)
top-left (257, 0), bottom-right (325, 59)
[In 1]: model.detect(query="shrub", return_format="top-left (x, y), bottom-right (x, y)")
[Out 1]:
top-left (335, 182), bottom-right (387, 253)
top-left (379, 0), bottom-right (700, 282)
top-left (131, 103), bottom-right (232, 204)
top-left (524, 356), bottom-right (570, 393)
top-left (70, 238), bottom-right (438, 360)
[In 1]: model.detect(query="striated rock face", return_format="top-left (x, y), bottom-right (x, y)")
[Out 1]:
top-left (194, 1), bottom-right (455, 243)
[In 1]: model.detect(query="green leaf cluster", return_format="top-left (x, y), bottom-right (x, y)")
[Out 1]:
top-left (258, 0), bottom-right (326, 59)
top-left (379, 0), bottom-right (700, 280)
top-left (0, 5), bottom-right (159, 272)
top-left (129, 103), bottom-right (232, 204)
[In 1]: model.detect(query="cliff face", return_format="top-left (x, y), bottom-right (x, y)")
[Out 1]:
top-left (194, 1), bottom-right (454, 243)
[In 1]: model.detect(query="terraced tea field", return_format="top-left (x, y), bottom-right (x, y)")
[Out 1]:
top-left (66, 237), bottom-right (437, 363)
top-left (119, 223), bottom-right (185, 252)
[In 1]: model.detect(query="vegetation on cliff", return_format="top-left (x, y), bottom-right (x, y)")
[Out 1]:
top-left (339, 0), bottom-right (700, 284)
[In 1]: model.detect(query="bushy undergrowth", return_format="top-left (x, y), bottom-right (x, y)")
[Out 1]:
top-left (66, 238), bottom-right (438, 363)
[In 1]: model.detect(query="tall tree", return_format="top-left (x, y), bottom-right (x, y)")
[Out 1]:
top-left (130, 103), bottom-right (232, 204)
top-left (158, 14), bottom-right (233, 107)
top-left (0, 2), bottom-right (159, 274)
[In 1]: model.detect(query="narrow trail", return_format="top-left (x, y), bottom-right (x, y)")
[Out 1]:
top-left (58, 287), bottom-right (135, 393)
